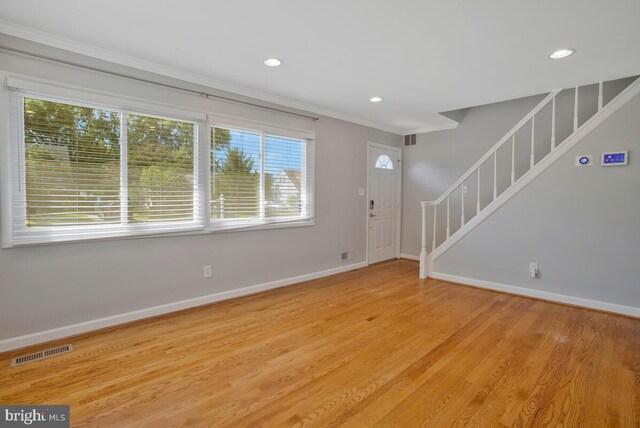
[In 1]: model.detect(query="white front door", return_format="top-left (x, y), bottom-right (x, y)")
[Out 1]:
top-left (368, 144), bottom-right (401, 264)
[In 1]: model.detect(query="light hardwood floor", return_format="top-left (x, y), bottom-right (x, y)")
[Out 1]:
top-left (1, 259), bottom-right (638, 427)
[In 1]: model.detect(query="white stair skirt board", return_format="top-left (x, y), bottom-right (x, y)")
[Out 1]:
top-left (429, 76), bottom-right (640, 263)
top-left (430, 272), bottom-right (640, 318)
top-left (0, 262), bottom-right (367, 353)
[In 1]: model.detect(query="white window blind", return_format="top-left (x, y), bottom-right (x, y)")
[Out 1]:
top-left (9, 93), bottom-right (201, 245)
top-left (264, 134), bottom-right (308, 218)
top-left (126, 113), bottom-right (197, 224)
top-left (211, 127), bottom-right (261, 221)
top-left (211, 125), bottom-right (313, 229)
top-left (21, 97), bottom-right (122, 228)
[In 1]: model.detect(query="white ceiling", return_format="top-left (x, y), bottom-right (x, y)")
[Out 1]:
top-left (0, 0), bottom-right (639, 134)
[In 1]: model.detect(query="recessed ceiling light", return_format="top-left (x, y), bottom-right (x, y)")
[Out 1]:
top-left (264, 58), bottom-right (283, 67)
top-left (369, 96), bottom-right (383, 103)
top-left (549, 49), bottom-right (575, 59)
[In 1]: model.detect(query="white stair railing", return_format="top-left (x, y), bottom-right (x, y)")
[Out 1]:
top-left (419, 80), bottom-right (611, 279)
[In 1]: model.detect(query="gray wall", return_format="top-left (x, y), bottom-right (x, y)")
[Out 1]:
top-left (0, 43), bottom-right (401, 340)
top-left (434, 89), bottom-right (640, 309)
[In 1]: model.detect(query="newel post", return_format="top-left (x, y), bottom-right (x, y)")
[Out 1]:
top-left (419, 201), bottom-right (429, 279)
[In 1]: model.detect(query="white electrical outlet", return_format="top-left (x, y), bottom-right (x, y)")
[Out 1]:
top-left (358, 187), bottom-right (365, 196)
top-left (529, 263), bottom-right (539, 278)
top-left (204, 265), bottom-right (212, 278)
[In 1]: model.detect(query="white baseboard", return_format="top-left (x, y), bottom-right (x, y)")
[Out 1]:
top-left (0, 262), bottom-right (368, 353)
top-left (399, 253), bottom-right (420, 261)
top-left (430, 271), bottom-right (640, 318)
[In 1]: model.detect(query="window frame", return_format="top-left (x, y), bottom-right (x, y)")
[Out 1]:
top-left (2, 79), bottom-right (315, 247)
top-left (375, 154), bottom-right (394, 170)
top-left (207, 117), bottom-right (315, 233)
top-left (123, 109), bottom-right (201, 227)
top-left (16, 93), bottom-right (124, 236)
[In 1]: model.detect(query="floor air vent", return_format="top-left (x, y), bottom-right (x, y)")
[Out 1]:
top-left (11, 344), bottom-right (73, 367)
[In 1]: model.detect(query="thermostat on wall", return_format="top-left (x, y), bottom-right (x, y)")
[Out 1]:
top-left (575, 155), bottom-right (593, 166)
top-left (601, 151), bottom-right (628, 166)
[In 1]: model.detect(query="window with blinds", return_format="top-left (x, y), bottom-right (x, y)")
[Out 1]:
top-left (211, 127), bottom-right (260, 221)
top-left (10, 94), bottom-right (200, 245)
top-left (22, 97), bottom-right (122, 228)
top-left (5, 86), bottom-right (314, 247)
top-left (264, 134), bottom-right (307, 218)
top-left (127, 113), bottom-right (196, 223)
top-left (211, 126), bottom-right (313, 228)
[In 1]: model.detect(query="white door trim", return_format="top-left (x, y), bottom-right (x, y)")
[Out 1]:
top-left (366, 141), bottom-right (402, 265)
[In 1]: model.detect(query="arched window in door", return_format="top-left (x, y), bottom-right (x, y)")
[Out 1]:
top-left (375, 154), bottom-right (394, 170)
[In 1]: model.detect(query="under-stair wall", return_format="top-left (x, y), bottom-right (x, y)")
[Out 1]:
top-left (401, 93), bottom-right (545, 257)
top-left (401, 76), bottom-right (636, 259)
top-left (431, 88), bottom-right (640, 316)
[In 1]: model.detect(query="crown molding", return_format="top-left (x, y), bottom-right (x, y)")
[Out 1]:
top-left (0, 19), bottom-right (411, 134)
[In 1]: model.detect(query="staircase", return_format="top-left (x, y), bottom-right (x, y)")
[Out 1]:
top-left (420, 76), bottom-right (640, 278)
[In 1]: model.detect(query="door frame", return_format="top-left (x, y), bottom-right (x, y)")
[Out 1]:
top-left (366, 141), bottom-right (402, 265)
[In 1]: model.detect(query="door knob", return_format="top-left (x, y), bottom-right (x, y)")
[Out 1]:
top-left (369, 213), bottom-right (376, 217)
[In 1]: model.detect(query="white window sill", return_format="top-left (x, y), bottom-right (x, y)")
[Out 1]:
top-left (208, 217), bottom-right (314, 233)
top-left (4, 218), bottom-right (314, 248)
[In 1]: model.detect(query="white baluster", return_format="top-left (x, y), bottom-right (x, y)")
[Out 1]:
top-left (419, 201), bottom-right (428, 279)
top-left (432, 204), bottom-right (437, 251)
top-left (476, 169), bottom-right (481, 215)
top-left (446, 196), bottom-right (450, 239)
top-left (511, 135), bottom-right (516, 185)
top-left (461, 182), bottom-right (465, 227)
top-left (551, 96), bottom-right (556, 150)
top-left (530, 116), bottom-right (535, 169)
top-left (574, 85), bottom-right (579, 132)
top-left (493, 152), bottom-right (497, 201)
top-left (598, 81), bottom-right (604, 111)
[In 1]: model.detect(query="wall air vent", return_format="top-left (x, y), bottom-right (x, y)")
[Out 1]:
top-left (404, 134), bottom-right (417, 146)
top-left (11, 344), bottom-right (73, 367)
